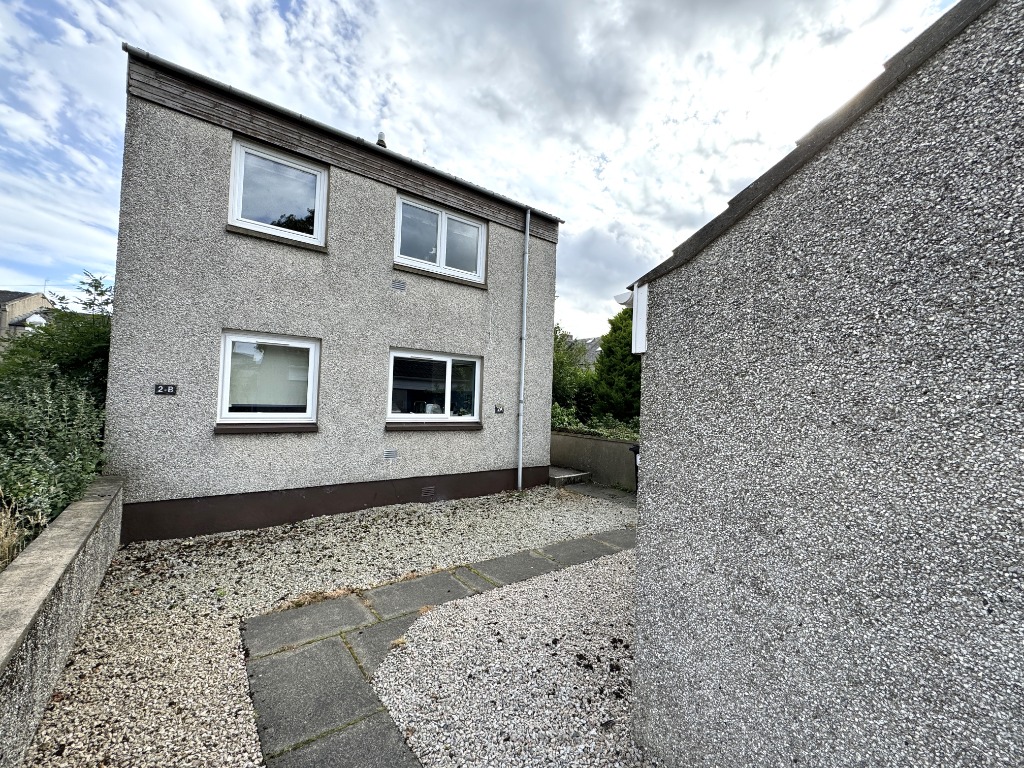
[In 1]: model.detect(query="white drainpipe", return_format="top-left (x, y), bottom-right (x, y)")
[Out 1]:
top-left (517, 208), bottom-right (532, 490)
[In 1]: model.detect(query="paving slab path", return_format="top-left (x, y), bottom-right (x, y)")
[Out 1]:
top-left (240, 526), bottom-right (637, 767)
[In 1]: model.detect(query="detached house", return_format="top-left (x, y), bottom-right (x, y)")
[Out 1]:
top-left (628, 0), bottom-right (1022, 764)
top-left (106, 46), bottom-right (559, 541)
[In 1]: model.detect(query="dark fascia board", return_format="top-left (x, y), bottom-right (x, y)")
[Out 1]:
top-left (633, 0), bottom-right (1000, 289)
top-left (120, 43), bottom-right (563, 227)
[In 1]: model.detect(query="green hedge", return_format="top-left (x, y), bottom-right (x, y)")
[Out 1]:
top-left (0, 373), bottom-right (104, 570)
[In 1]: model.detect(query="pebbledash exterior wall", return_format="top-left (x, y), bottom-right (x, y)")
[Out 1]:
top-left (107, 49), bottom-right (558, 541)
top-left (633, 0), bottom-right (1023, 765)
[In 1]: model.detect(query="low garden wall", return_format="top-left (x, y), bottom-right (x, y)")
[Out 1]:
top-left (0, 475), bottom-right (123, 768)
top-left (550, 431), bottom-right (639, 491)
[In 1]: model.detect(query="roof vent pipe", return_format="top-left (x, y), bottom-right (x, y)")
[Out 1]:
top-left (376, 132), bottom-right (387, 148)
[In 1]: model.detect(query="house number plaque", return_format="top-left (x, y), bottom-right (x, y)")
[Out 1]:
top-left (154, 384), bottom-right (178, 395)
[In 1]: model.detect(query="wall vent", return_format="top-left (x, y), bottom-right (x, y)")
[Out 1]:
top-left (383, 449), bottom-right (398, 459)
top-left (421, 486), bottom-right (436, 498)
top-left (391, 279), bottom-right (407, 292)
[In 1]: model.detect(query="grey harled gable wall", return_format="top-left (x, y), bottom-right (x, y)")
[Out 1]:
top-left (635, 1), bottom-right (1023, 764)
top-left (106, 97), bottom-right (555, 506)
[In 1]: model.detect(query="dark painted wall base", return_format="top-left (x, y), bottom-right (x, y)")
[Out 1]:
top-left (121, 466), bottom-right (550, 542)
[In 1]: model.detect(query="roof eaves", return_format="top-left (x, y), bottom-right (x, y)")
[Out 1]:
top-left (121, 43), bottom-right (563, 225)
top-left (633, 0), bottom-right (999, 289)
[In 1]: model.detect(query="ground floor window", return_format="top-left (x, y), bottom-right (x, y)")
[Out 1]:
top-left (218, 331), bottom-right (320, 424)
top-left (388, 350), bottom-right (480, 422)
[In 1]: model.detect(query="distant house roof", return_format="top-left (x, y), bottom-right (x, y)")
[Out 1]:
top-left (580, 338), bottom-right (602, 367)
top-left (634, 0), bottom-right (998, 288)
top-left (0, 290), bottom-right (30, 305)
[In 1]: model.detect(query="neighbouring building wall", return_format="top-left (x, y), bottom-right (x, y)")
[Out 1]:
top-left (106, 94), bottom-right (555, 536)
top-left (0, 293), bottom-right (52, 335)
top-left (635, 1), bottom-right (1023, 764)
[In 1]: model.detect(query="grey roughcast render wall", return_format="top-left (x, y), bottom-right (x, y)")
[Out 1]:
top-left (106, 97), bottom-right (555, 505)
top-left (634, 0), bottom-right (1023, 764)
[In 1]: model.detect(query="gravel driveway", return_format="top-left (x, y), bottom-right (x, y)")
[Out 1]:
top-left (23, 486), bottom-right (638, 767)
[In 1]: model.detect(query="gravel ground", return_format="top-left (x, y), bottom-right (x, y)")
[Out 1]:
top-left (375, 551), bottom-right (662, 768)
top-left (23, 486), bottom-right (635, 767)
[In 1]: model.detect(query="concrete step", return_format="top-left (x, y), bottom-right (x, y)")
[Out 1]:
top-left (548, 466), bottom-right (592, 487)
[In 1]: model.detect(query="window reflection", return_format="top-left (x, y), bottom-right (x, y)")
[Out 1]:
top-left (400, 203), bottom-right (440, 263)
top-left (240, 152), bottom-right (318, 235)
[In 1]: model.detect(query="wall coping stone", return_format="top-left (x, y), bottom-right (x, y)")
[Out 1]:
top-left (551, 430), bottom-right (639, 446)
top-left (0, 475), bottom-right (123, 767)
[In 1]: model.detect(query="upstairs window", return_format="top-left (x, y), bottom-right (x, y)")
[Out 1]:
top-left (388, 350), bottom-right (480, 422)
top-left (229, 140), bottom-right (327, 246)
top-left (395, 197), bottom-right (486, 282)
top-left (217, 331), bottom-right (320, 425)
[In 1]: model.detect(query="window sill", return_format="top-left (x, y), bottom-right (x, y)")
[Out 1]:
top-left (385, 422), bottom-right (483, 432)
top-left (225, 224), bottom-right (328, 253)
top-left (393, 262), bottom-right (487, 289)
top-left (214, 423), bottom-right (319, 434)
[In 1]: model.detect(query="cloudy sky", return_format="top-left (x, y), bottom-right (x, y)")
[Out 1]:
top-left (0, 0), bottom-right (953, 338)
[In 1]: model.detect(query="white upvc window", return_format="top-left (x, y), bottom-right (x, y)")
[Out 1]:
top-left (229, 139), bottom-right (328, 246)
top-left (387, 350), bottom-right (481, 422)
top-left (217, 331), bottom-right (320, 424)
top-left (394, 197), bottom-right (487, 282)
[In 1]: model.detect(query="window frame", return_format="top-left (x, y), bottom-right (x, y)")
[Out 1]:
top-left (228, 139), bottom-right (328, 247)
top-left (394, 196), bottom-right (487, 283)
top-left (386, 349), bottom-right (482, 424)
top-left (217, 330), bottom-right (321, 427)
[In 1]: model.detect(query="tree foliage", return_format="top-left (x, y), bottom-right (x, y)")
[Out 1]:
top-left (593, 308), bottom-right (641, 422)
top-left (551, 324), bottom-right (586, 407)
top-left (0, 272), bottom-right (111, 569)
top-left (549, 309), bottom-right (640, 440)
top-left (0, 272), bottom-right (113, 406)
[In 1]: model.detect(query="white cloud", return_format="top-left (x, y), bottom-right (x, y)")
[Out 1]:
top-left (0, 0), bottom-right (948, 335)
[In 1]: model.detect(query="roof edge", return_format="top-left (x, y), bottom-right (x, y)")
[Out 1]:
top-left (632, 0), bottom-right (998, 289)
top-left (121, 43), bottom-right (563, 225)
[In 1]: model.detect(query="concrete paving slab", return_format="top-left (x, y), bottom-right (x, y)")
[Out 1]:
top-left (539, 537), bottom-right (619, 566)
top-left (471, 549), bottom-right (561, 586)
top-left (590, 527), bottom-right (637, 550)
top-left (243, 595), bottom-right (375, 658)
top-left (452, 566), bottom-right (497, 593)
top-left (363, 571), bottom-right (473, 620)
top-left (266, 710), bottom-right (421, 768)
top-left (248, 637), bottom-right (381, 755)
top-left (345, 613), bottom-right (418, 677)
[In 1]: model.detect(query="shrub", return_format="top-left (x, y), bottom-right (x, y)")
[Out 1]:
top-left (551, 324), bottom-right (587, 407)
top-left (551, 402), bottom-right (589, 434)
top-left (587, 413), bottom-right (640, 441)
top-left (0, 309), bottom-right (111, 407)
top-left (573, 368), bottom-right (598, 423)
top-left (550, 403), bottom-right (639, 442)
top-left (593, 308), bottom-right (640, 422)
top-left (0, 374), bottom-right (104, 570)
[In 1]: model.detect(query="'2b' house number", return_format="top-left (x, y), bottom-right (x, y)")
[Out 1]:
top-left (154, 384), bottom-right (177, 395)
